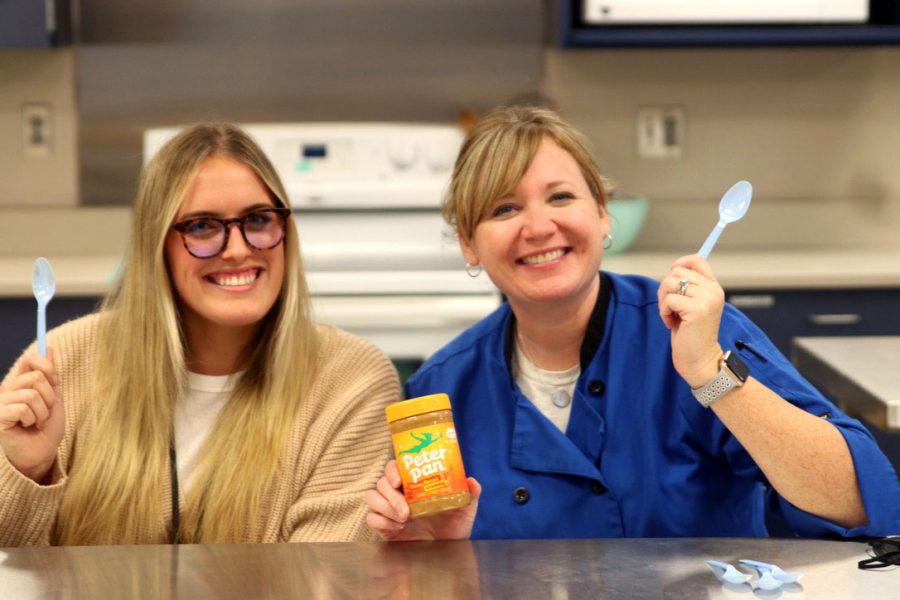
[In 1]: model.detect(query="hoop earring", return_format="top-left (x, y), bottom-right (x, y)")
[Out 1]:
top-left (603, 233), bottom-right (613, 250)
top-left (465, 263), bottom-right (483, 278)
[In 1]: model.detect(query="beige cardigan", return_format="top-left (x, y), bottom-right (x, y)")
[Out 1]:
top-left (0, 313), bottom-right (400, 546)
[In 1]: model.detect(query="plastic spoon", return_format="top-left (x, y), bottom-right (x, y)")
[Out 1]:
top-left (739, 559), bottom-right (803, 584)
top-left (32, 257), bottom-right (56, 358)
top-left (698, 180), bottom-right (753, 259)
top-left (705, 560), bottom-right (751, 585)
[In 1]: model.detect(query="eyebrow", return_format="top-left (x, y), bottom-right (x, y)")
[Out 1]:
top-left (178, 202), bottom-right (275, 220)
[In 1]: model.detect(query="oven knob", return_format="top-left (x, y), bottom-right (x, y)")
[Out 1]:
top-left (388, 140), bottom-right (418, 170)
top-left (424, 144), bottom-right (454, 173)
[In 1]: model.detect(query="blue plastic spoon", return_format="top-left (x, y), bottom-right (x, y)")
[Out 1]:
top-left (698, 180), bottom-right (753, 259)
top-left (739, 559), bottom-right (803, 584)
top-left (32, 257), bottom-right (56, 358)
top-left (706, 560), bottom-right (751, 585)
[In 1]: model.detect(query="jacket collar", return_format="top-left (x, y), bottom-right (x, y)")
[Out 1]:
top-left (503, 271), bottom-right (612, 373)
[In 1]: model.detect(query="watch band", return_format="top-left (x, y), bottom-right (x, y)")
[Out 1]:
top-left (691, 350), bottom-right (748, 408)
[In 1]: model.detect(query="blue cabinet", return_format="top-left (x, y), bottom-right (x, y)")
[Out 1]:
top-left (726, 288), bottom-right (900, 356)
top-left (0, 297), bottom-right (98, 376)
top-left (0, 0), bottom-right (70, 47)
top-left (558, 1), bottom-right (900, 47)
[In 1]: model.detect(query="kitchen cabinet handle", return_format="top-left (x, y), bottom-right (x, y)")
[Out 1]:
top-left (728, 294), bottom-right (776, 309)
top-left (807, 313), bottom-right (862, 326)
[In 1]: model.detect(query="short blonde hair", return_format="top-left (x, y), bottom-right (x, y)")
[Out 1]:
top-left (443, 105), bottom-right (610, 241)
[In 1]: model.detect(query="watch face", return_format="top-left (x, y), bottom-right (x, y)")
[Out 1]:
top-left (724, 350), bottom-right (749, 382)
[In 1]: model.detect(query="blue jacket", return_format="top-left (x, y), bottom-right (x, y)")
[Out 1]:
top-left (406, 272), bottom-right (900, 539)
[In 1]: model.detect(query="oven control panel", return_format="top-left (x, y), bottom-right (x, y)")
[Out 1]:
top-left (144, 123), bottom-right (464, 209)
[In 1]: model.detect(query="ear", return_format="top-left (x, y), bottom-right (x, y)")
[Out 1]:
top-left (458, 233), bottom-right (479, 266)
top-left (599, 202), bottom-right (612, 237)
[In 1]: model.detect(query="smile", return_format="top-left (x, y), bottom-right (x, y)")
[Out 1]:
top-left (520, 249), bottom-right (566, 265)
top-left (206, 268), bottom-right (261, 287)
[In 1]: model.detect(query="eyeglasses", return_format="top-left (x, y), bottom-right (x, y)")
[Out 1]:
top-left (171, 207), bottom-right (291, 259)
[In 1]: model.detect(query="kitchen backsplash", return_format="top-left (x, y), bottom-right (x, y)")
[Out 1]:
top-left (0, 49), bottom-right (78, 207)
top-left (2, 2), bottom-right (900, 251)
top-left (543, 46), bottom-right (900, 250)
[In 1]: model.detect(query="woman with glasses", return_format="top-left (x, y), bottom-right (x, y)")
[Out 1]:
top-left (0, 123), bottom-right (400, 545)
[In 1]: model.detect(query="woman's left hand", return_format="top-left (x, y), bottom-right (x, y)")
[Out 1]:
top-left (657, 254), bottom-right (726, 389)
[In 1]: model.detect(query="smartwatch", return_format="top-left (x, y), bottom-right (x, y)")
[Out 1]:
top-left (691, 350), bottom-right (749, 408)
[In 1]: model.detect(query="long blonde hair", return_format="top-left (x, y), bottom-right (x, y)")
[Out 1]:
top-left (443, 105), bottom-right (610, 242)
top-left (56, 123), bottom-right (318, 544)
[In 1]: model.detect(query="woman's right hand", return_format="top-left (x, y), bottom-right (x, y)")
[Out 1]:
top-left (365, 459), bottom-right (482, 541)
top-left (0, 350), bottom-right (64, 483)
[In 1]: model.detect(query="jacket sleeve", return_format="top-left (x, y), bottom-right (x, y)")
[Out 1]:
top-left (284, 333), bottom-right (401, 542)
top-left (713, 308), bottom-right (900, 537)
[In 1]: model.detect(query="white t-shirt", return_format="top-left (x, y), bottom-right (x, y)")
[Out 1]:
top-left (512, 344), bottom-right (579, 434)
top-left (174, 372), bottom-right (240, 490)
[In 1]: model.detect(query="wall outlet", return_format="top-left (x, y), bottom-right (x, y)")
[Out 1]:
top-left (22, 103), bottom-right (53, 157)
top-left (636, 105), bottom-right (685, 158)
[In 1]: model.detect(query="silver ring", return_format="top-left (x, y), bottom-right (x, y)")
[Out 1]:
top-left (676, 278), bottom-right (690, 295)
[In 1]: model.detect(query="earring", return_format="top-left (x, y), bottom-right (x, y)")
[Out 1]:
top-left (465, 263), bottom-right (483, 278)
top-left (603, 233), bottom-right (613, 250)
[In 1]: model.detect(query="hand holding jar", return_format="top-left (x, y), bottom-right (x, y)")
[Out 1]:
top-left (365, 394), bottom-right (481, 541)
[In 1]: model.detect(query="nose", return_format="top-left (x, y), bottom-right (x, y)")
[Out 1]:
top-left (220, 222), bottom-right (253, 260)
top-left (521, 204), bottom-right (557, 239)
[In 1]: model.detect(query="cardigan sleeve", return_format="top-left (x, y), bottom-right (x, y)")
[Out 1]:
top-left (282, 328), bottom-right (401, 542)
top-left (0, 455), bottom-right (67, 546)
top-left (0, 315), bottom-right (98, 547)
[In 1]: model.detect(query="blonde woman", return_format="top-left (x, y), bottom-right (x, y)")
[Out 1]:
top-left (0, 123), bottom-right (400, 545)
top-left (366, 105), bottom-right (900, 540)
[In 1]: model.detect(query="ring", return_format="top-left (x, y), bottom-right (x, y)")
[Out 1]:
top-left (676, 278), bottom-right (690, 296)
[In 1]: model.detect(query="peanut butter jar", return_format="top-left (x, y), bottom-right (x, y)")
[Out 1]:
top-left (385, 393), bottom-right (471, 518)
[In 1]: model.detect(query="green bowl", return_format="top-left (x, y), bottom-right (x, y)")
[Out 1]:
top-left (605, 197), bottom-right (649, 255)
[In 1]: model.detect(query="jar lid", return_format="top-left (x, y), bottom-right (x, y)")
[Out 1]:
top-left (385, 393), bottom-right (451, 423)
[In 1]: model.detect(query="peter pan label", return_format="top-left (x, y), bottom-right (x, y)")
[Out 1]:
top-left (392, 423), bottom-right (467, 504)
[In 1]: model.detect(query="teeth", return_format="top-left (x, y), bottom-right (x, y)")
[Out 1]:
top-left (522, 249), bottom-right (564, 265)
top-left (211, 271), bottom-right (258, 287)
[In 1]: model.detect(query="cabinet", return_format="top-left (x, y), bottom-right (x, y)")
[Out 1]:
top-left (558, 0), bottom-right (900, 47)
top-left (726, 287), bottom-right (900, 356)
top-left (0, 0), bottom-right (70, 47)
top-left (0, 297), bottom-right (98, 376)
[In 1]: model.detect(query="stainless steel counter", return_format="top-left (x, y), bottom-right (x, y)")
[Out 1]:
top-left (0, 538), bottom-right (889, 599)
top-left (793, 336), bottom-right (900, 431)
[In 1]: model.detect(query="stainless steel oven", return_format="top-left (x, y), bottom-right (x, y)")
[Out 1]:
top-left (144, 123), bottom-right (501, 380)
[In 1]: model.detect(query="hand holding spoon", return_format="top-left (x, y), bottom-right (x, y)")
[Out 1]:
top-left (698, 180), bottom-right (753, 259)
top-left (32, 257), bottom-right (56, 358)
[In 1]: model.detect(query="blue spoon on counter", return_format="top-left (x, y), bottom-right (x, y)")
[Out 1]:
top-left (698, 180), bottom-right (753, 259)
top-left (32, 257), bottom-right (56, 358)
top-left (739, 559), bottom-right (803, 584)
top-left (705, 560), bottom-right (752, 585)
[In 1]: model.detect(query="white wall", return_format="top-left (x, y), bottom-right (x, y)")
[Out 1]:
top-left (0, 49), bottom-right (78, 207)
top-left (543, 46), bottom-right (900, 250)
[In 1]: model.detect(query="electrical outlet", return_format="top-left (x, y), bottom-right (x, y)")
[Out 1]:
top-left (22, 103), bottom-right (53, 157)
top-left (636, 105), bottom-right (685, 158)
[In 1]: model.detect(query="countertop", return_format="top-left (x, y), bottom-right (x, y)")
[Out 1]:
top-left (0, 537), bottom-right (893, 599)
top-left (793, 336), bottom-right (900, 431)
top-left (1, 248), bottom-right (900, 297)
